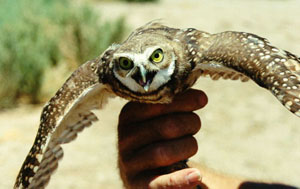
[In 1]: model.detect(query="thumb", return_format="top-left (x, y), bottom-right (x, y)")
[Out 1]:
top-left (149, 168), bottom-right (203, 189)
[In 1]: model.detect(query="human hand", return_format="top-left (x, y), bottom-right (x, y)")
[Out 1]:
top-left (118, 89), bottom-right (208, 189)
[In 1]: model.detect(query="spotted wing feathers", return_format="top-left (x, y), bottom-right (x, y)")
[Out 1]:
top-left (198, 62), bottom-right (250, 82)
top-left (190, 30), bottom-right (300, 116)
top-left (27, 112), bottom-right (98, 188)
top-left (14, 59), bottom-right (113, 189)
top-left (269, 53), bottom-right (300, 116)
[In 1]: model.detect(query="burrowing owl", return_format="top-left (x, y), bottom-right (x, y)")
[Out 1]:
top-left (15, 22), bottom-right (300, 188)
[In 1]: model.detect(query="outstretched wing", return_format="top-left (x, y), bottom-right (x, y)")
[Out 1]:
top-left (186, 29), bottom-right (300, 117)
top-left (14, 57), bottom-right (115, 188)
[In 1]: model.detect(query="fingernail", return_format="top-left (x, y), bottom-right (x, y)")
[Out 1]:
top-left (187, 170), bottom-right (202, 183)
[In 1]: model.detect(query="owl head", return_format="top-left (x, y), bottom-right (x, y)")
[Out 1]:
top-left (100, 23), bottom-right (197, 103)
top-left (113, 36), bottom-right (177, 93)
top-left (100, 22), bottom-right (195, 103)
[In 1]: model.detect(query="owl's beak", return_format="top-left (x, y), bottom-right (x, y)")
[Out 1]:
top-left (132, 66), bottom-right (156, 92)
top-left (139, 66), bottom-right (147, 84)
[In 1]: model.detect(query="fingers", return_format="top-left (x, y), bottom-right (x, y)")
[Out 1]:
top-left (122, 136), bottom-right (198, 175)
top-left (149, 168), bottom-right (202, 189)
top-left (117, 89), bottom-right (208, 189)
top-left (119, 89), bottom-right (208, 125)
top-left (118, 112), bottom-right (201, 155)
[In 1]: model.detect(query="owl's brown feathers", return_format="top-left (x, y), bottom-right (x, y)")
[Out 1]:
top-left (201, 31), bottom-right (300, 115)
top-left (14, 22), bottom-right (299, 188)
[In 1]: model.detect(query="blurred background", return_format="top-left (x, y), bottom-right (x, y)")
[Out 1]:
top-left (0, 0), bottom-right (299, 188)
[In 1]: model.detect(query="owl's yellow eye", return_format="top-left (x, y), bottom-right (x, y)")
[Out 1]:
top-left (119, 57), bottom-right (133, 70)
top-left (150, 49), bottom-right (164, 63)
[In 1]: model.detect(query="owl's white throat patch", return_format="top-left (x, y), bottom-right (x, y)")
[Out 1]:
top-left (150, 58), bottom-right (175, 91)
top-left (113, 56), bottom-right (176, 93)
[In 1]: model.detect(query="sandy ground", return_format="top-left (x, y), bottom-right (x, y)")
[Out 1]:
top-left (1, 0), bottom-right (300, 188)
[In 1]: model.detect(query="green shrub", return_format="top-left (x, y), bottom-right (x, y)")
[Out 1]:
top-left (0, 0), bottom-right (126, 108)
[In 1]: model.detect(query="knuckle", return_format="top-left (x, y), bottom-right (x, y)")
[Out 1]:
top-left (194, 90), bottom-right (208, 108)
top-left (117, 138), bottom-right (128, 156)
top-left (119, 102), bottom-right (144, 124)
top-left (191, 90), bottom-right (208, 110)
top-left (157, 113), bottom-right (201, 139)
top-left (188, 137), bottom-right (198, 155)
top-left (119, 102), bottom-right (131, 120)
top-left (152, 145), bottom-right (170, 166)
top-left (118, 151), bottom-right (129, 165)
top-left (117, 125), bottom-right (131, 144)
top-left (201, 91), bottom-right (208, 106)
top-left (189, 113), bottom-right (201, 132)
top-left (158, 117), bottom-right (179, 139)
top-left (118, 159), bottom-right (131, 179)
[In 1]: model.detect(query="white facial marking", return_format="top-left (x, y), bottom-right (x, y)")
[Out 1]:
top-left (113, 49), bottom-right (176, 93)
top-left (114, 70), bottom-right (142, 92)
top-left (149, 57), bottom-right (175, 91)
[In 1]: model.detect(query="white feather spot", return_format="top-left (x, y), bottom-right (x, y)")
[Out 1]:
top-left (33, 166), bottom-right (38, 173)
top-left (36, 154), bottom-right (42, 162)
top-left (285, 101), bottom-right (293, 109)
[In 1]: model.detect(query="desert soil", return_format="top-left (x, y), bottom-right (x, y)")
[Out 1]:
top-left (1, 0), bottom-right (300, 188)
